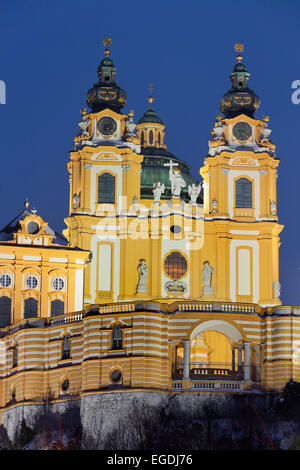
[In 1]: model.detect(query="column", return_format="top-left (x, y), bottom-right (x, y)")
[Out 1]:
top-left (251, 344), bottom-right (261, 382)
top-left (183, 340), bottom-right (191, 380)
top-left (244, 342), bottom-right (251, 381)
top-left (237, 344), bottom-right (243, 376)
top-left (231, 347), bottom-right (236, 372)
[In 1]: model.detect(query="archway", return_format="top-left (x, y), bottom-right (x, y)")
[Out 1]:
top-left (174, 320), bottom-right (245, 381)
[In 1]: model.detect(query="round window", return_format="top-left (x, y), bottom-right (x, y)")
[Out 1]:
top-left (52, 277), bottom-right (64, 291)
top-left (170, 225), bottom-right (182, 234)
top-left (61, 379), bottom-right (69, 391)
top-left (27, 221), bottom-right (40, 235)
top-left (0, 274), bottom-right (12, 288)
top-left (26, 275), bottom-right (38, 289)
top-left (111, 369), bottom-right (122, 383)
top-left (164, 251), bottom-right (188, 280)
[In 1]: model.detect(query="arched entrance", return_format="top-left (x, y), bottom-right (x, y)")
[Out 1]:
top-left (173, 320), bottom-right (253, 382)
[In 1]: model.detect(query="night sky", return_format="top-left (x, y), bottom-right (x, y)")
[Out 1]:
top-left (0, 0), bottom-right (299, 305)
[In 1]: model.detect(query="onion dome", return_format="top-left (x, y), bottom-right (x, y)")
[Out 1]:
top-left (219, 44), bottom-right (260, 118)
top-left (86, 38), bottom-right (126, 113)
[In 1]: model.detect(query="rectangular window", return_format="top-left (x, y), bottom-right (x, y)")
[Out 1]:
top-left (98, 173), bottom-right (115, 203)
top-left (235, 178), bottom-right (252, 208)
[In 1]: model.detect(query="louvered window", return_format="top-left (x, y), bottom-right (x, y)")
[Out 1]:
top-left (98, 173), bottom-right (115, 204)
top-left (235, 178), bottom-right (252, 208)
top-left (24, 297), bottom-right (38, 318)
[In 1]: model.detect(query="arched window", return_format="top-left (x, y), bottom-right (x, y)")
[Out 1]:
top-left (158, 132), bottom-right (161, 146)
top-left (98, 173), bottom-right (115, 204)
top-left (0, 296), bottom-right (11, 327)
top-left (24, 297), bottom-right (38, 318)
top-left (62, 335), bottom-right (71, 360)
top-left (164, 251), bottom-right (188, 280)
top-left (141, 131), bottom-right (144, 146)
top-left (149, 130), bottom-right (154, 145)
top-left (12, 346), bottom-right (18, 368)
top-left (235, 178), bottom-right (252, 208)
top-left (112, 325), bottom-right (122, 350)
top-left (51, 299), bottom-right (64, 317)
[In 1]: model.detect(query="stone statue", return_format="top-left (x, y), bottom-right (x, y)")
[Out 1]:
top-left (212, 199), bottom-right (218, 213)
top-left (169, 168), bottom-right (186, 198)
top-left (78, 109), bottom-right (90, 137)
top-left (137, 259), bottom-right (148, 294)
top-left (153, 182), bottom-right (165, 205)
top-left (273, 280), bottom-right (281, 299)
top-left (164, 160), bottom-right (186, 198)
top-left (202, 262), bottom-right (213, 295)
top-left (73, 193), bottom-right (80, 209)
top-left (270, 200), bottom-right (276, 216)
top-left (188, 183), bottom-right (201, 204)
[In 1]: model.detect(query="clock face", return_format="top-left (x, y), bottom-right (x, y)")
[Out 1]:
top-left (97, 116), bottom-right (117, 136)
top-left (232, 122), bottom-right (252, 141)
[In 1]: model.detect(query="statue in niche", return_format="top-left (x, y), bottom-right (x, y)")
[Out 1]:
top-left (202, 261), bottom-right (213, 295)
top-left (212, 198), bottom-right (218, 213)
top-left (137, 259), bottom-right (148, 294)
top-left (153, 182), bottom-right (165, 205)
top-left (188, 183), bottom-right (201, 204)
top-left (270, 200), bottom-right (276, 216)
top-left (273, 280), bottom-right (281, 299)
top-left (73, 193), bottom-right (80, 209)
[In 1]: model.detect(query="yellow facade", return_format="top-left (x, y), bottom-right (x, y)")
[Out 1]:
top-left (0, 43), bottom-right (299, 428)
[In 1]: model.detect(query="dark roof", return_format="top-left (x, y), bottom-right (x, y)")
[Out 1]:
top-left (0, 208), bottom-right (69, 246)
top-left (137, 108), bottom-right (163, 125)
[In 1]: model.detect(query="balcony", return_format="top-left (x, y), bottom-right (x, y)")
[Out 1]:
top-left (172, 362), bottom-right (244, 381)
top-left (172, 362), bottom-right (261, 392)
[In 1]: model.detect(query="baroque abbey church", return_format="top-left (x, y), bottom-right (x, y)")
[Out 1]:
top-left (0, 39), bottom-right (299, 436)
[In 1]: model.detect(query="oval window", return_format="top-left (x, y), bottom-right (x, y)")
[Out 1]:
top-left (170, 225), bottom-right (182, 234)
top-left (111, 369), bottom-right (122, 383)
top-left (26, 275), bottom-right (38, 289)
top-left (52, 277), bottom-right (65, 291)
top-left (27, 221), bottom-right (40, 235)
top-left (0, 274), bottom-right (12, 288)
top-left (164, 251), bottom-right (187, 280)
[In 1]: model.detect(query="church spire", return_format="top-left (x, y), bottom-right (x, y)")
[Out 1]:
top-left (219, 44), bottom-right (260, 118)
top-left (86, 37), bottom-right (127, 113)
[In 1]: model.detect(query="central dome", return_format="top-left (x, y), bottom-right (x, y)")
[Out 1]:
top-left (140, 148), bottom-right (202, 203)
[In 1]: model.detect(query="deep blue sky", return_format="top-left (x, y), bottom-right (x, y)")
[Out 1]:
top-left (0, 0), bottom-right (299, 305)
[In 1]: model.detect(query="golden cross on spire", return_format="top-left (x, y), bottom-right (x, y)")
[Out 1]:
top-left (234, 42), bottom-right (244, 63)
top-left (103, 37), bottom-right (112, 57)
top-left (147, 82), bottom-right (155, 109)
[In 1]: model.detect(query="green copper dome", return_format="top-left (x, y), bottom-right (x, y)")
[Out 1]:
top-left (137, 108), bottom-right (163, 125)
top-left (140, 148), bottom-right (202, 203)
